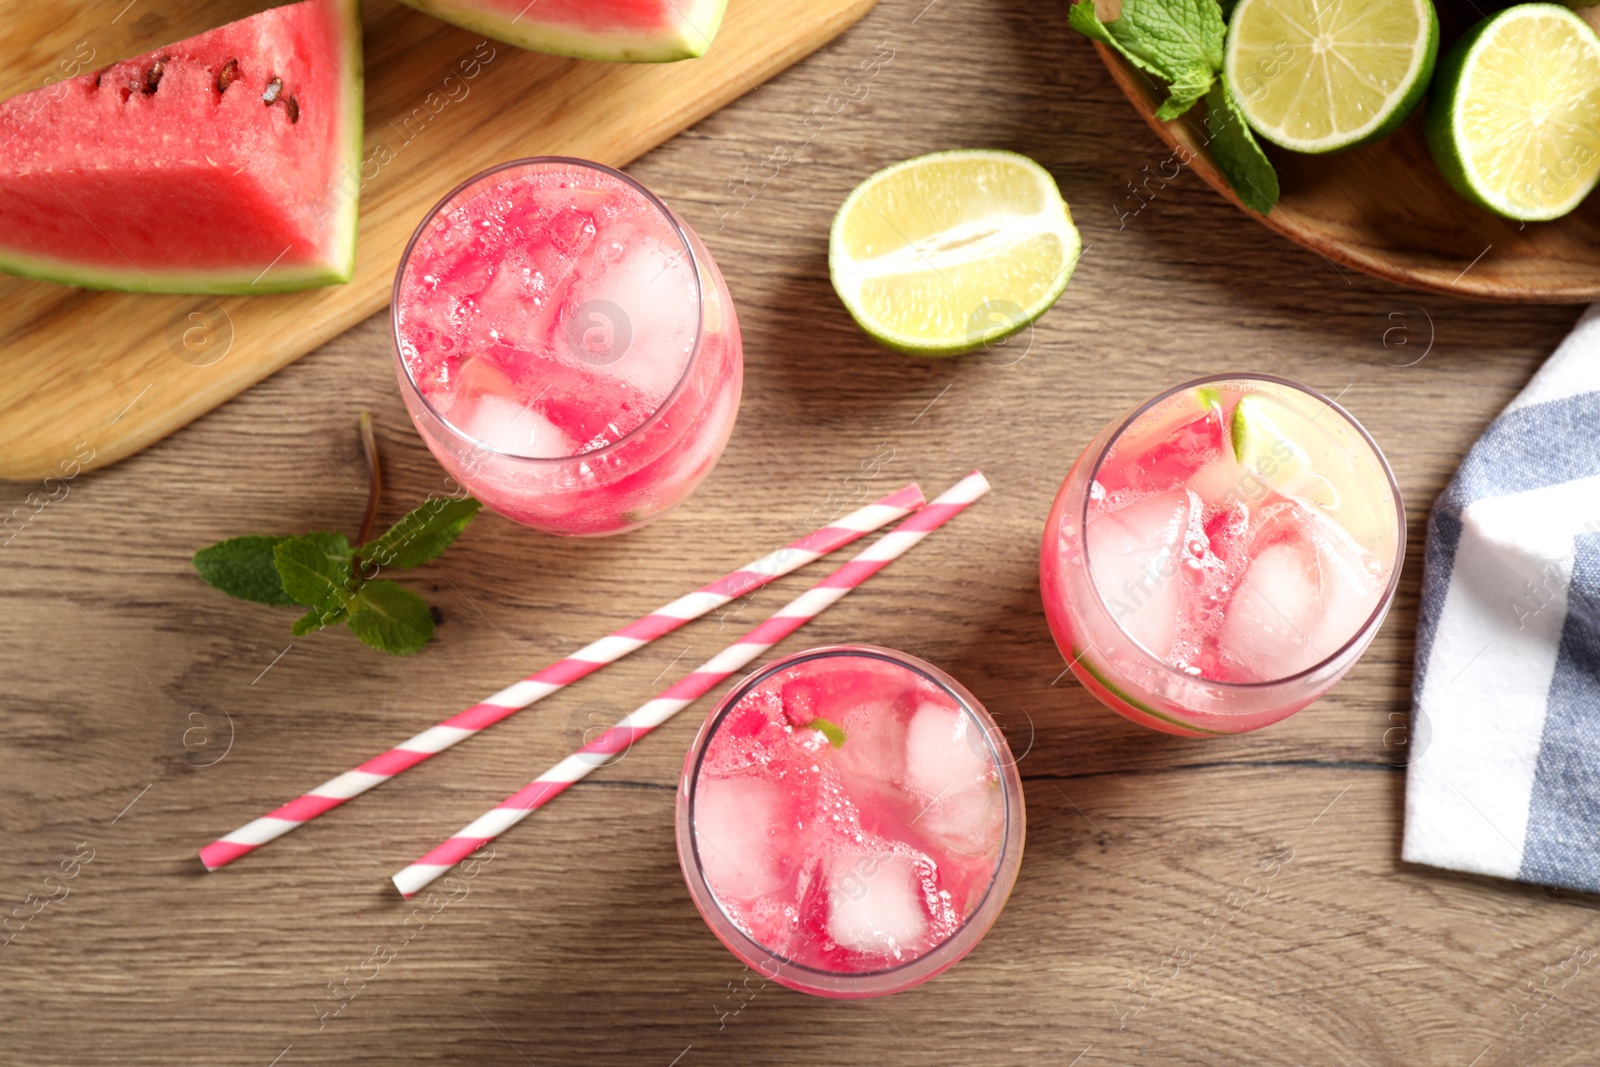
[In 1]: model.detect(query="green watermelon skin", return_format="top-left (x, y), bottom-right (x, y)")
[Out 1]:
top-left (0, 0), bottom-right (363, 294)
top-left (398, 0), bottom-right (727, 62)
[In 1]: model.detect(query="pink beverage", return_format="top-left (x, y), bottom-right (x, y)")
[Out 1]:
top-left (392, 158), bottom-right (742, 536)
top-left (1041, 376), bottom-right (1404, 735)
top-left (675, 646), bottom-right (1025, 998)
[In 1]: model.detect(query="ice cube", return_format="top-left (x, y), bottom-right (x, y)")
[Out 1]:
top-left (695, 776), bottom-right (787, 903)
top-left (825, 852), bottom-right (928, 957)
top-left (903, 701), bottom-right (992, 801)
top-left (454, 393), bottom-right (578, 459)
top-left (1185, 456), bottom-right (1248, 509)
top-left (915, 782), bottom-right (1003, 856)
top-left (522, 406), bottom-right (581, 459)
top-left (470, 250), bottom-right (568, 354)
top-left (1098, 398), bottom-right (1227, 494)
top-left (1301, 507), bottom-right (1385, 662)
top-left (433, 221), bottom-right (501, 299)
top-left (1215, 502), bottom-right (1385, 682)
top-left (1086, 489), bottom-right (1191, 657)
top-left (442, 354), bottom-right (572, 458)
top-left (833, 697), bottom-right (910, 788)
top-left (563, 220), bottom-right (697, 400)
top-left (1214, 541), bottom-right (1323, 681)
top-left (416, 211), bottom-right (490, 286)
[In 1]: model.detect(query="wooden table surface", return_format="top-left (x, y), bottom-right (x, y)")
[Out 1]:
top-left (3, 0), bottom-right (1597, 1063)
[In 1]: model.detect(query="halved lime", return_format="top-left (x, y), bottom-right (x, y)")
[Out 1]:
top-left (828, 150), bottom-right (1081, 357)
top-left (1426, 4), bottom-right (1600, 221)
top-left (1225, 0), bottom-right (1438, 153)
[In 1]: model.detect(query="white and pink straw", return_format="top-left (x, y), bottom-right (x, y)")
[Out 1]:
top-left (199, 483), bottom-right (926, 871)
top-left (391, 471), bottom-right (990, 898)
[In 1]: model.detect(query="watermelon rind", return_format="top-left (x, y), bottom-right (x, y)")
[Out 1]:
top-left (397, 0), bottom-right (728, 62)
top-left (319, 0), bottom-right (365, 289)
top-left (0, 0), bottom-right (364, 295)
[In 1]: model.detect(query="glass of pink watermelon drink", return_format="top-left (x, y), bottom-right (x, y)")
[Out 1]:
top-left (392, 157), bottom-right (742, 537)
top-left (676, 646), bottom-right (1026, 998)
top-left (1040, 376), bottom-right (1404, 736)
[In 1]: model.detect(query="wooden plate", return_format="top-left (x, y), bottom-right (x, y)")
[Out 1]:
top-left (1091, 10), bottom-right (1600, 303)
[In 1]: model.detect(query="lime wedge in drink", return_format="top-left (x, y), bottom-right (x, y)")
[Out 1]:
top-left (1426, 3), bottom-right (1600, 221)
top-left (828, 150), bottom-right (1081, 357)
top-left (1231, 393), bottom-right (1338, 509)
top-left (1230, 391), bottom-right (1389, 548)
top-left (1224, 0), bottom-right (1438, 153)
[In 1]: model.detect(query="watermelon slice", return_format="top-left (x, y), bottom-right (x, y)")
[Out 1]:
top-left (0, 0), bottom-right (363, 294)
top-left (397, 0), bottom-right (728, 63)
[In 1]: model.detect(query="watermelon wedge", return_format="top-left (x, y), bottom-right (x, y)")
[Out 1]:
top-left (0, 0), bottom-right (363, 294)
top-left (397, 0), bottom-right (728, 62)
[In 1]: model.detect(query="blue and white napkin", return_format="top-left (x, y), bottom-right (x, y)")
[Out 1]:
top-left (1405, 304), bottom-right (1600, 893)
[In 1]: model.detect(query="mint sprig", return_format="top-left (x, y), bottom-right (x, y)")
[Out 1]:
top-left (1070, 0), bottom-right (1278, 213)
top-left (190, 414), bottom-right (482, 656)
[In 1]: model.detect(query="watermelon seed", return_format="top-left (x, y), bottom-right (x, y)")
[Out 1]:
top-left (262, 77), bottom-right (283, 105)
top-left (143, 56), bottom-right (167, 95)
top-left (285, 95), bottom-right (300, 124)
top-left (217, 59), bottom-right (239, 94)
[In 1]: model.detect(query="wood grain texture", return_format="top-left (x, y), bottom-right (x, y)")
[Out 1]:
top-left (0, 0), bottom-right (878, 481)
top-left (1093, 13), bottom-right (1600, 304)
top-left (2, 0), bottom-right (1599, 1064)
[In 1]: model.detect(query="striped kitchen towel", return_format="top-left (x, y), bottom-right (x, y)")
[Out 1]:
top-left (1405, 304), bottom-right (1600, 893)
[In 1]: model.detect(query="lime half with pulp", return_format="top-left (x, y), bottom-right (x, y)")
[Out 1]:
top-left (1426, 3), bottom-right (1600, 221)
top-left (828, 150), bottom-right (1081, 357)
top-left (1225, 0), bottom-right (1439, 153)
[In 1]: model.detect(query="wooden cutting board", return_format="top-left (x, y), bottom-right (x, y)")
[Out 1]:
top-left (0, 0), bottom-right (878, 480)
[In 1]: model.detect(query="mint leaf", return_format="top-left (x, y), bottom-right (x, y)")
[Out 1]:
top-left (1117, 0), bottom-right (1224, 75)
top-left (346, 580), bottom-right (434, 655)
top-left (1205, 78), bottom-right (1279, 215)
top-left (1157, 70), bottom-right (1214, 121)
top-left (360, 497), bottom-right (482, 570)
top-left (292, 603), bottom-right (348, 636)
top-left (1070, 1), bottom-right (1169, 81)
top-left (273, 532), bottom-right (353, 620)
top-left (193, 535), bottom-right (295, 605)
top-left (807, 717), bottom-right (847, 748)
top-left (1069, 0), bottom-right (1223, 120)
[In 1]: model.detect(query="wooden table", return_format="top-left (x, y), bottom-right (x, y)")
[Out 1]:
top-left (2, 0), bottom-right (1596, 1063)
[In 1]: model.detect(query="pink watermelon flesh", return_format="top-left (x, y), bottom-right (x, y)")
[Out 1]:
top-left (398, 0), bottom-right (727, 62)
top-left (0, 0), bottom-right (362, 293)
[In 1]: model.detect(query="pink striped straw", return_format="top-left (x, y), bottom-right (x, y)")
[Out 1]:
top-left (199, 483), bottom-right (926, 871)
top-left (392, 471), bottom-right (990, 898)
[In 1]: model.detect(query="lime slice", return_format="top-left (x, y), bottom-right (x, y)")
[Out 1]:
top-left (1426, 4), bottom-right (1600, 221)
top-left (807, 717), bottom-right (847, 747)
top-left (1231, 393), bottom-right (1339, 510)
top-left (1230, 391), bottom-right (1392, 549)
top-left (828, 150), bottom-right (1081, 357)
top-left (1225, 0), bottom-right (1438, 153)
